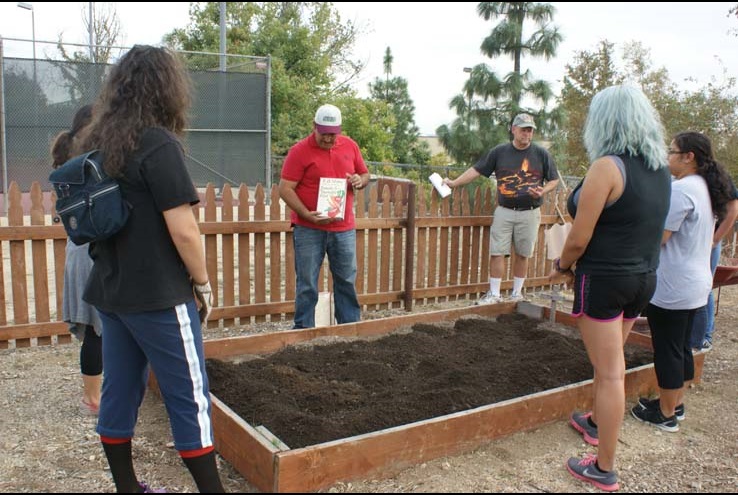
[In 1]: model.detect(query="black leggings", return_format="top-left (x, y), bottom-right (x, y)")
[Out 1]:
top-left (80, 325), bottom-right (103, 376)
top-left (646, 303), bottom-right (695, 390)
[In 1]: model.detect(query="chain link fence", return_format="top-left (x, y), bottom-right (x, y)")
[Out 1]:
top-left (0, 38), bottom-right (271, 198)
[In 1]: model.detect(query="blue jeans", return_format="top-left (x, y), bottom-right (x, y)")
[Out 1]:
top-left (689, 241), bottom-right (720, 347)
top-left (292, 225), bottom-right (360, 329)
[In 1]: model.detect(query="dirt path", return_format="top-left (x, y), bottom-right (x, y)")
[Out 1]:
top-left (1, 287), bottom-right (737, 493)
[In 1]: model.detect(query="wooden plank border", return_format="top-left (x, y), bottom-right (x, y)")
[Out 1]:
top-left (205, 303), bottom-right (704, 492)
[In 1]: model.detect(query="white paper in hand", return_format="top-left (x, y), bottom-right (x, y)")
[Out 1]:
top-left (545, 222), bottom-right (572, 260)
top-left (429, 173), bottom-right (452, 198)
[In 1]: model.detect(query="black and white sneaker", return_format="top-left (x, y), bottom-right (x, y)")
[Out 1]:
top-left (631, 402), bottom-right (679, 432)
top-left (637, 397), bottom-right (685, 421)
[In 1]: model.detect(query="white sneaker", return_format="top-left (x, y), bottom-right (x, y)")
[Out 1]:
top-left (508, 293), bottom-right (526, 302)
top-left (475, 291), bottom-right (503, 305)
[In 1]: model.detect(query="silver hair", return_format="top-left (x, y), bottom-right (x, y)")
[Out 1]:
top-left (583, 84), bottom-right (667, 170)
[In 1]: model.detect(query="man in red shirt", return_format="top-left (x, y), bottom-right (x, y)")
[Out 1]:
top-left (279, 104), bottom-right (370, 328)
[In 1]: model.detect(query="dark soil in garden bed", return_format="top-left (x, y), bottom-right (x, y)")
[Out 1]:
top-left (206, 313), bottom-right (652, 449)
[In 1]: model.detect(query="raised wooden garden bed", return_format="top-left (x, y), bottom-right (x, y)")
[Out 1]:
top-left (202, 302), bottom-right (705, 493)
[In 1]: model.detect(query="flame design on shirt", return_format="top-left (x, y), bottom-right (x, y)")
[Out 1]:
top-left (497, 158), bottom-right (541, 197)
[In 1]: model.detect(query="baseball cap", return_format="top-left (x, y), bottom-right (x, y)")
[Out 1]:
top-left (314, 104), bottom-right (342, 134)
top-left (512, 113), bottom-right (537, 129)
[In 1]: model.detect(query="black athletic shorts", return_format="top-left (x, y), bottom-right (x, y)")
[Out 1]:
top-left (572, 272), bottom-right (656, 321)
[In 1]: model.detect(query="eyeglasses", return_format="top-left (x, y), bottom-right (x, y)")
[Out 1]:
top-left (667, 150), bottom-right (685, 155)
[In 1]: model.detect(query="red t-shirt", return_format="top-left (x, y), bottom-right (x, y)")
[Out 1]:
top-left (281, 133), bottom-right (368, 231)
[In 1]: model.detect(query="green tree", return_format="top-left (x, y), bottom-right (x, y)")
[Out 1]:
top-left (368, 47), bottom-right (428, 164)
top-left (438, 2), bottom-right (562, 165)
top-left (557, 40), bottom-right (738, 179)
top-left (436, 82), bottom-right (506, 166)
top-left (334, 97), bottom-right (396, 163)
top-left (164, 2), bottom-right (365, 155)
top-left (663, 70), bottom-right (738, 179)
top-left (557, 41), bottom-right (622, 175)
top-left (477, 2), bottom-right (561, 110)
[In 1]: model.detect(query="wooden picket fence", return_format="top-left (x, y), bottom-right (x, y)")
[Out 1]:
top-left (10, 176), bottom-right (729, 350)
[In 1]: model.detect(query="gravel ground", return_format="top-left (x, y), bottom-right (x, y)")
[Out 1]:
top-left (2, 287), bottom-right (738, 493)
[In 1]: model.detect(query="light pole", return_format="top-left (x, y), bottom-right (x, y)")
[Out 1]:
top-left (463, 67), bottom-right (472, 130)
top-left (17, 2), bottom-right (36, 98)
top-left (17, 1), bottom-right (38, 188)
top-left (17, 3), bottom-right (35, 62)
top-left (219, 2), bottom-right (227, 72)
top-left (89, 2), bottom-right (94, 62)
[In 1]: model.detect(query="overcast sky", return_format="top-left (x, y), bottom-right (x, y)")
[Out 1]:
top-left (1, 2), bottom-right (737, 134)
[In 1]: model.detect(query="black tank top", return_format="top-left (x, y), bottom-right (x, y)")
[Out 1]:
top-left (567, 154), bottom-right (671, 275)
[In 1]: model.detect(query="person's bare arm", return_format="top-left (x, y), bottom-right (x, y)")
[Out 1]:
top-left (530, 178), bottom-right (560, 199)
top-left (714, 198), bottom-right (738, 246)
top-left (278, 178), bottom-right (331, 224)
top-left (346, 172), bottom-right (370, 190)
top-left (162, 203), bottom-right (208, 284)
top-left (443, 167), bottom-right (481, 188)
top-left (557, 158), bottom-right (620, 270)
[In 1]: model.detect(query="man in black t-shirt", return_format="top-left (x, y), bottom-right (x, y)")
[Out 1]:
top-left (444, 113), bottom-right (559, 304)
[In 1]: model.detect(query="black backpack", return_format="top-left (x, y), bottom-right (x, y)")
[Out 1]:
top-left (49, 150), bottom-right (130, 245)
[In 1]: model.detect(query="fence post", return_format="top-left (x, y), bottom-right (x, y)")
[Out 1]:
top-left (404, 182), bottom-right (416, 311)
top-left (0, 37), bottom-right (8, 214)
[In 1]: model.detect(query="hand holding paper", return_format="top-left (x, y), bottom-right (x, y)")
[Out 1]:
top-left (545, 222), bottom-right (572, 260)
top-left (429, 173), bottom-right (452, 198)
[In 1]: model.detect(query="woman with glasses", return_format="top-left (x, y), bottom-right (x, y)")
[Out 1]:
top-left (631, 132), bottom-right (733, 432)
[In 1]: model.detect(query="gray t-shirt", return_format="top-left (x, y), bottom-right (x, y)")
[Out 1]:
top-left (651, 174), bottom-right (715, 310)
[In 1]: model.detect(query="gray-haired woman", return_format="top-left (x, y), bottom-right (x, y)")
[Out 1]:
top-left (550, 84), bottom-right (671, 491)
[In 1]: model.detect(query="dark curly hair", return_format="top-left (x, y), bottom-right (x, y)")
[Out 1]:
top-left (51, 104), bottom-right (93, 168)
top-left (672, 131), bottom-right (734, 224)
top-left (81, 45), bottom-right (191, 177)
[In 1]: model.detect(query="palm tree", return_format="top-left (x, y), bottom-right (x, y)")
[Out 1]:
top-left (476, 2), bottom-right (561, 110)
top-left (383, 47), bottom-right (393, 100)
top-left (370, 47), bottom-right (426, 164)
top-left (438, 2), bottom-right (563, 165)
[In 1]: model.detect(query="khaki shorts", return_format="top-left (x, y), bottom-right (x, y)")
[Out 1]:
top-left (489, 206), bottom-right (541, 258)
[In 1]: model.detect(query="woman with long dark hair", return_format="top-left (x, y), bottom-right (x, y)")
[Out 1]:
top-left (81, 45), bottom-right (224, 493)
top-left (632, 131), bottom-right (733, 431)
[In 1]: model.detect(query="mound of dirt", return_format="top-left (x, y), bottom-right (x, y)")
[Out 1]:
top-left (207, 313), bottom-right (652, 448)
